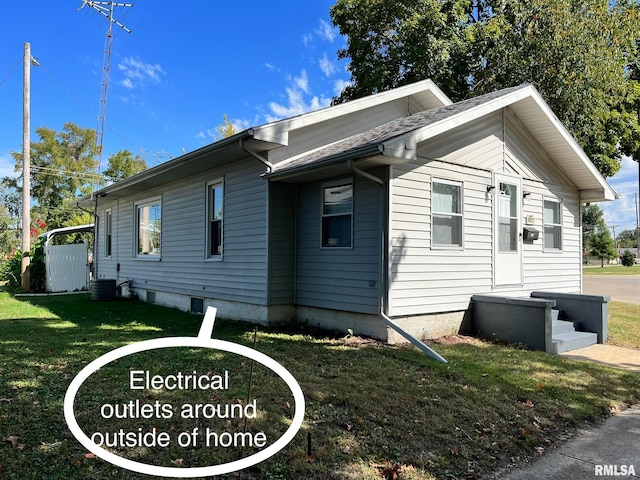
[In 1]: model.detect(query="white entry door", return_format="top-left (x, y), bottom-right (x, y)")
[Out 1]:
top-left (494, 173), bottom-right (522, 286)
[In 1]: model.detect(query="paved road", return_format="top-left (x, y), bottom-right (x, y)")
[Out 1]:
top-left (583, 275), bottom-right (640, 304)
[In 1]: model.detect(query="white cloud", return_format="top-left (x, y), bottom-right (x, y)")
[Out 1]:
top-left (601, 155), bottom-right (639, 231)
top-left (266, 70), bottom-right (331, 121)
top-left (319, 52), bottom-right (336, 77)
top-left (264, 62), bottom-right (276, 71)
top-left (117, 56), bottom-right (166, 89)
top-left (315, 19), bottom-right (337, 43)
top-left (333, 78), bottom-right (351, 96)
top-left (0, 154), bottom-right (18, 179)
top-left (294, 70), bottom-right (310, 93)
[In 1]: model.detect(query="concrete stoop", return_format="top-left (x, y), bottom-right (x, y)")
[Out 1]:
top-left (552, 331), bottom-right (599, 354)
top-left (551, 311), bottom-right (598, 354)
top-left (471, 292), bottom-right (607, 355)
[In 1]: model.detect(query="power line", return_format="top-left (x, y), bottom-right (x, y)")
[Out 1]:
top-left (0, 57), bottom-right (22, 90)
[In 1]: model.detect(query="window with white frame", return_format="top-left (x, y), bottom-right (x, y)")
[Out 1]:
top-left (543, 198), bottom-right (562, 250)
top-left (105, 209), bottom-right (112, 257)
top-left (207, 181), bottom-right (223, 258)
top-left (135, 198), bottom-right (161, 257)
top-left (432, 179), bottom-right (463, 247)
top-left (321, 181), bottom-right (353, 248)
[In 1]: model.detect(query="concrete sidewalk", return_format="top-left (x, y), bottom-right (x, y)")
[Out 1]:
top-left (496, 344), bottom-right (640, 479)
top-left (497, 406), bottom-right (640, 479)
top-left (562, 344), bottom-right (640, 372)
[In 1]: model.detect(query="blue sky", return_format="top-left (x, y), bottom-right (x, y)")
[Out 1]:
top-left (0, 1), bottom-right (348, 170)
top-left (1, 1), bottom-right (638, 236)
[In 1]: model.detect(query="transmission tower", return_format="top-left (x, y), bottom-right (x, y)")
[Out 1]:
top-left (78, 1), bottom-right (133, 181)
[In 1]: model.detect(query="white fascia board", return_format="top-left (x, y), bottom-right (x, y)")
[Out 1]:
top-left (251, 79), bottom-right (453, 146)
top-left (580, 188), bottom-right (618, 203)
top-left (524, 88), bottom-right (617, 201)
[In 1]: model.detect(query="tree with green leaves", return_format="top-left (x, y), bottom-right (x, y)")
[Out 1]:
top-left (330, 0), bottom-right (640, 177)
top-left (620, 249), bottom-right (635, 267)
top-left (582, 204), bottom-right (617, 266)
top-left (616, 229), bottom-right (638, 249)
top-left (5, 122), bottom-right (98, 231)
top-left (102, 149), bottom-right (148, 184)
top-left (0, 202), bottom-right (19, 259)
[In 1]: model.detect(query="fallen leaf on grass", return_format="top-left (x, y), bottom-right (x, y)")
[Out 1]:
top-left (4, 436), bottom-right (23, 448)
top-left (84, 452), bottom-right (96, 459)
top-left (521, 400), bottom-right (534, 408)
top-left (371, 460), bottom-right (403, 480)
top-left (171, 458), bottom-right (184, 467)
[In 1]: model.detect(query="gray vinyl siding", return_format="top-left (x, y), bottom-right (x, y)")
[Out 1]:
top-left (95, 158), bottom-right (269, 306)
top-left (268, 182), bottom-right (296, 304)
top-left (390, 162), bottom-right (493, 315)
top-left (295, 175), bottom-right (382, 314)
top-left (389, 112), bottom-right (582, 317)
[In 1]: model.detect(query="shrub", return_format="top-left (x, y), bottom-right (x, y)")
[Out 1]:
top-left (0, 251), bottom-right (22, 287)
top-left (620, 249), bottom-right (635, 267)
top-left (0, 236), bottom-right (47, 291)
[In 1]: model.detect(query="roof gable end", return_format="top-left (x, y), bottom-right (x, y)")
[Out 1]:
top-left (251, 79), bottom-right (452, 146)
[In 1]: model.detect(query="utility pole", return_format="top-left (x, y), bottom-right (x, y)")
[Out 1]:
top-left (610, 225), bottom-right (620, 249)
top-left (21, 43), bottom-right (38, 291)
top-left (634, 190), bottom-right (640, 259)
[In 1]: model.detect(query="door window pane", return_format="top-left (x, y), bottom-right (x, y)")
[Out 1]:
top-left (498, 182), bottom-right (517, 252)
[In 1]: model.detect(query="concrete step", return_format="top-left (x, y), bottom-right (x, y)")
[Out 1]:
top-left (553, 319), bottom-right (576, 335)
top-left (552, 331), bottom-right (598, 354)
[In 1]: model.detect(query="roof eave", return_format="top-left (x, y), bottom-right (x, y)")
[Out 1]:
top-left (77, 130), bottom-right (254, 207)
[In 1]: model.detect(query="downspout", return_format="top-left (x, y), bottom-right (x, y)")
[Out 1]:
top-left (348, 160), bottom-right (447, 363)
top-left (240, 137), bottom-right (273, 173)
top-left (241, 137), bottom-right (273, 311)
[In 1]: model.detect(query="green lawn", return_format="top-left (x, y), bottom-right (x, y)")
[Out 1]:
top-left (0, 291), bottom-right (639, 479)
top-left (608, 302), bottom-right (640, 350)
top-left (583, 265), bottom-right (640, 275)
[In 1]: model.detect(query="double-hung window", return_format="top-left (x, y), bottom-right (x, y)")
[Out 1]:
top-left (543, 198), bottom-right (562, 250)
top-left (321, 181), bottom-right (353, 248)
top-left (432, 179), bottom-right (463, 248)
top-left (135, 198), bottom-right (161, 258)
top-left (105, 209), bottom-right (112, 257)
top-left (207, 181), bottom-right (224, 258)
